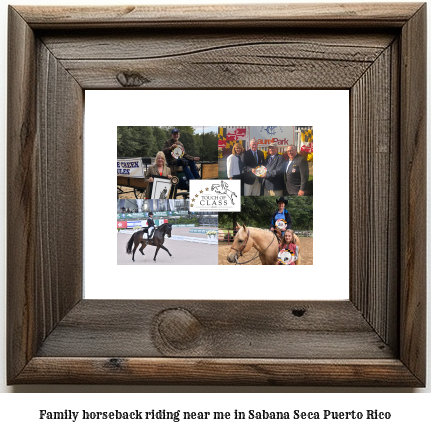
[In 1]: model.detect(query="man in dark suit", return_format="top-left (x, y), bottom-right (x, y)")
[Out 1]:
top-left (285, 145), bottom-right (309, 196)
top-left (241, 139), bottom-right (265, 195)
top-left (262, 142), bottom-right (285, 196)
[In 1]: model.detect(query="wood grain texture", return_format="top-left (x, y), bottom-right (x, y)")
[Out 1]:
top-left (15, 3), bottom-right (423, 28)
top-left (7, 6), bottom-right (83, 382)
top-left (7, 3), bottom-right (426, 386)
top-left (350, 45), bottom-right (398, 347)
top-left (15, 358), bottom-right (422, 386)
top-left (399, 3), bottom-right (427, 384)
top-left (40, 30), bottom-right (395, 89)
top-left (7, 6), bottom-right (38, 381)
top-left (36, 300), bottom-right (393, 359)
top-left (35, 40), bottom-right (84, 335)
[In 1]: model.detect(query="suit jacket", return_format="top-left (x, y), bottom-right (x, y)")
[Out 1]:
top-left (262, 153), bottom-right (285, 191)
top-left (241, 149), bottom-right (265, 185)
top-left (144, 164), bottom-right (171, 198)
top-left (285, 154), bottom-right (309, 195)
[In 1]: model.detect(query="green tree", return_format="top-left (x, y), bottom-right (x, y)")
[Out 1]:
top-left (151, 126), bottom-right (170, 149)
top-left (195, 131), bottom-right (218, 161)
top-left (218, 196), bottom-right (313, 231)
top-left (117, 126), bottom-right (157, 158)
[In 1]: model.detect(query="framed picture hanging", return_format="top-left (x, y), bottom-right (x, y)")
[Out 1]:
top-left (7, 3), bottom-right (426, 386)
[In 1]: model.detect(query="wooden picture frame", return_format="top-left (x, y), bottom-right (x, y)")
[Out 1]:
top-left (7, 4), bottom-right (426, 386)
top-left (148, 176), bottom-right (174, 199)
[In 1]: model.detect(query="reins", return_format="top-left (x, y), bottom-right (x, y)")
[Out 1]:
top-left (231, 229), bottom-right (277, 265)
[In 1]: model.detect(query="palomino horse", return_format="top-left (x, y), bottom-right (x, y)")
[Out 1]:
top-left (227, 223), bottom-right (278, 265)
top-left (126, 223), bottom-right (173, 262)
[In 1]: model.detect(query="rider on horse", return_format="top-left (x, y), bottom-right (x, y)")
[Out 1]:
top-left (270, 197), bottom-right (292, 243)
top-left (145, 212), bottom-right (155, 244)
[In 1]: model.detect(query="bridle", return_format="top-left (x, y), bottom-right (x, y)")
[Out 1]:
top-left (230, 229), bottom-right (277, 265)
top-left (230, 228), bottom-right (250, 257)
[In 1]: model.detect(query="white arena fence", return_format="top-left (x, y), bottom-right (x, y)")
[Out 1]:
top-left (118, 230), bottom-right (218, 245)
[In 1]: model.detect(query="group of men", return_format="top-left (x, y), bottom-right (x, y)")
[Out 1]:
top-left (242, 139), bottom-right (309, 197)
top-left (159, 129), bottom-right (309, 197)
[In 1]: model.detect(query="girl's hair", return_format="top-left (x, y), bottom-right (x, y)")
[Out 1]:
top-left (155, 151), bottom-right (166, 164)
top-left (280, 229), bottom-right (301, 265)
top-left (232, 143), bottom-right (244, 155)
top-left (280, 229), bottom-right (297, 249)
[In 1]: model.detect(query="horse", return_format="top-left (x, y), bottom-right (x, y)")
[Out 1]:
top-left (227, 223), bottom-right (279, 265)
top-left (126, 223), bottom-right (173, 262)
top-left (211, 181), bottom-right (237, 205)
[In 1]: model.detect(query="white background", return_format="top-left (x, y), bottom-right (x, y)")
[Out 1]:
top-left (85, 90), bottom-right (349, 300)
top-left (0, 0), bottom-right (429, 423)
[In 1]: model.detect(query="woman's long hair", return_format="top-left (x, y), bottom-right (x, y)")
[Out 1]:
top-left (232, 143), bottom-right (244, 155)
top-left (155, 151), bottom-right (167, 165)
top-left (280, 229), bottom-right (301, 265)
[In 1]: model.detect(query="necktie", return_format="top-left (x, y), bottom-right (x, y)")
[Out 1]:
top-left (254, 152), bottom-right (257, 164)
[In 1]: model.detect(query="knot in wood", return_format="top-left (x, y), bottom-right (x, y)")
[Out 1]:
top-left (116, 71), bottom-right (150, 87)
top-left (155, 308), bottom-right (203, 351)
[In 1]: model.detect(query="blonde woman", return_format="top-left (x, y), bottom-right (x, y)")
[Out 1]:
top-left (226, 142), bottom-right (244, 194)
top-left (145, 151), bottom-right (172, 199)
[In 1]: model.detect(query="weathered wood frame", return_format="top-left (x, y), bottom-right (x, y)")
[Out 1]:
top-left (7, 4), bottom-right (426, 386)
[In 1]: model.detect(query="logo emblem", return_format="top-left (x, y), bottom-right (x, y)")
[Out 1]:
top-left (260, 126), bottom-right (284, 135)
top-left (189, 180), bottom-right (241, 212)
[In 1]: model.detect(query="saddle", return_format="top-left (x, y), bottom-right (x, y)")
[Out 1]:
top-left (274, 227), bottom-right (283, 244)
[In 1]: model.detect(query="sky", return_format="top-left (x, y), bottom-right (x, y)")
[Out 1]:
top-left (192, 126), bottom-right (218, 135)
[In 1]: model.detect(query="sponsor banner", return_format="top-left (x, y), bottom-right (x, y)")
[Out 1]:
top-left (128, 220), bottom-right (146, 228)
top-left (171, 224), bottom-right (195, 228)
top-left (117, 221), bottom-right (128, 229)
top-left (117, 158), bottom-right (145, 177)
top-left (250, 126), bottom-right (294, 148)
top-left (189, 179), bottom-right (241, 212)
top-left (117, 211), bottom-right (190, 219)
top-left (226, 127), bottom-right (246, 141)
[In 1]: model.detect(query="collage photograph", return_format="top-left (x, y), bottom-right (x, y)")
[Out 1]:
top-left (117, 126), bottom-right (314, 266)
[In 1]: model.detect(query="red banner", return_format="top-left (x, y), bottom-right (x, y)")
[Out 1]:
top-left (226, 128), bottom-right (246, 140)
top-left (117, 221), bottom-right (127, 229)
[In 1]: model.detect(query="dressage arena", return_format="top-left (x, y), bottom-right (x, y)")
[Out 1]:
top-left (218, 236), bottom-right (314, 265)
top-left (117, 226), bottom-right (218, 265)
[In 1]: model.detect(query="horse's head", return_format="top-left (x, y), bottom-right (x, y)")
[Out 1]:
top-left (227, 223), bottom-right (253, 263)
top-left (165, 223), bottom-right (172, 238)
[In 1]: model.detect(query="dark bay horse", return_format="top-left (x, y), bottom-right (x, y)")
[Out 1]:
top-left (126, 223), bottom-right (173, 262)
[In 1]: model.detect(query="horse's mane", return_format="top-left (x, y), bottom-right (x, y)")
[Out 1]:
top-left (247, 227), bottom-right (274, 236)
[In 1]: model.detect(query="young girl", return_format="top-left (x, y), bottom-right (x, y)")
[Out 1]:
top-left (278, 229), bottom-right (300, 265)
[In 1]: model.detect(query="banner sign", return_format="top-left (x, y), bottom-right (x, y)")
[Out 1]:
top-left (189, 179), bottom-right (241, 212)
top-left (250, 126), bottom-right (294, 147)
top-left (117, 158), bottom-right (145, 177)
top-left (128, 220), bottom-right (146, 228)
top-left (226, 127), bottom-right (246, 141)
top-left (117, 211), bottom-right (190, 220)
